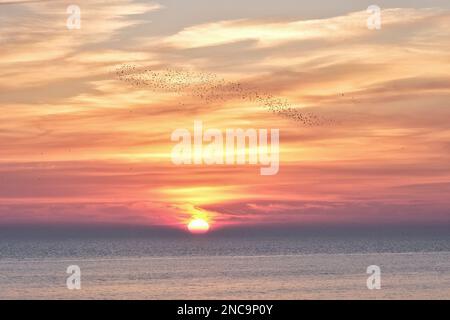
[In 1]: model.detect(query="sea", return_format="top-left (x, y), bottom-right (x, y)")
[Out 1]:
top-left (0, 230), bottom-right (449, 299)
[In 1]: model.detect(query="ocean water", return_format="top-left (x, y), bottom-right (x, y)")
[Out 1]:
top-left (0, 233), bottom-right (449, 299)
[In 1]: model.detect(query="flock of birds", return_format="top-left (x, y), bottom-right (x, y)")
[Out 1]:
top-left (114, 64), bottom-right (335, 127)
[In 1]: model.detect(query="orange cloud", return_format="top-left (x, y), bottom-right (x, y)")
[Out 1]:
top-left (1, 4), bottom-right (449, 229)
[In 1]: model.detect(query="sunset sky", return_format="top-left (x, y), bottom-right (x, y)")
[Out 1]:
top-left (0, 0), bottom-right (449, 232)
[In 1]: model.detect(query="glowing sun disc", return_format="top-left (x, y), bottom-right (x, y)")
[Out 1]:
top-left (187, 219), bottom-right (210, 234)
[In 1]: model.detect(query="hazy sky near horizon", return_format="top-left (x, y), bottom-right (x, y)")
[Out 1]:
top-left (0, 0), bottom-right (449, 231)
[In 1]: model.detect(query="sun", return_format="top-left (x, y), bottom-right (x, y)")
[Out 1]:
top-left (187, 218), bottom-right (210, 234)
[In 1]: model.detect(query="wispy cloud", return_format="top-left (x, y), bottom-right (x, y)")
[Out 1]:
top-left (1, 3), bottom-right (449, 229)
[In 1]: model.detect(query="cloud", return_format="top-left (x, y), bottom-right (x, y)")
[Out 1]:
top-left (163, 8), bottom-right (443, 49)
top-left (0, 4), bottom-right (449, 228)
top-left (0, 0), bottom-right (162, 89)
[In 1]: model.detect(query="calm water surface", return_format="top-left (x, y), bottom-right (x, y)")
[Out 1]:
top-left (1, 234), bottom-right (449, 299)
